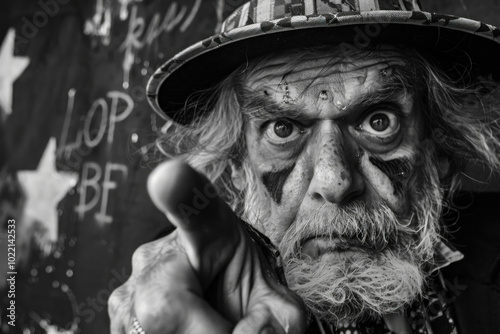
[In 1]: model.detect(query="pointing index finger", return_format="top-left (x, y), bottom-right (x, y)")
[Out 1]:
top-left (147, 159), bottom-right (242, 283)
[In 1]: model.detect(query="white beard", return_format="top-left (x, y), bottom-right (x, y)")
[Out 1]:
top-left (284, 245), bottom-right (424, 325)
top-left (278, 200), bottom-right (438, 326)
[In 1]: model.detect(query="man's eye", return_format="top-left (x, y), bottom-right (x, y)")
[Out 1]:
top-left (265, 119), bottom-right (303, 144)
top-left (358, 111), bottom-right (400, 137)
top-left (274, 120), bottom-right (294, 137)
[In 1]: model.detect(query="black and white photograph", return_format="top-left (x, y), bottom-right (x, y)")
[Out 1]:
top-left (0, 0), bottom-right (499, 333)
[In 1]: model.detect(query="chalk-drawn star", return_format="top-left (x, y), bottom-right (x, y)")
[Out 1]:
top-left (0, 28), bottom-right (30, 117)
top-left (17, 138), bottom-right (78, 243)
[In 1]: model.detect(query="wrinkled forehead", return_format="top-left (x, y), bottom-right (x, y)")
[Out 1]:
top-left (243, 45), bottom-right (413, 96)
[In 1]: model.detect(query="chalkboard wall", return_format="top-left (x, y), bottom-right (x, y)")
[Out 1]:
top-left (0, 0), bottom-right (498, 333)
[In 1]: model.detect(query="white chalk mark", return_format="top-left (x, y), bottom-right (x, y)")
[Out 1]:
top-left (58, 88), bottom-right (76, 156)
top-left (180, 0), bottom-right (202, 32)
top-left (0, 28), bottom-right (30, 117)
top-left (119, 1), bottom-right (202, 86)
top-left (17, 138), bottom-right (78, 243)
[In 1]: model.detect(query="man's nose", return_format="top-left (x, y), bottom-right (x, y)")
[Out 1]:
top-left (308, 123), bottom-right (364, 204)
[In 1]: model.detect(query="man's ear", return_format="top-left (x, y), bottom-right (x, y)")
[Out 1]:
top-left (229, 160), bottom-right (245, 191)
top-left (437, 156), bottom-right (451, 180)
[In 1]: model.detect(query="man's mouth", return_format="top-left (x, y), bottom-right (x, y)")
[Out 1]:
top-left (300, 235), bottom-right (376, 260)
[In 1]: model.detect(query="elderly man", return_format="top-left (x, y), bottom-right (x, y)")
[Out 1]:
top-left (109, 0), bottom-right (500, 333)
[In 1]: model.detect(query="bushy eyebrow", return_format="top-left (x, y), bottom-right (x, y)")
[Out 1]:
top-left (239, 78), bottom-right (412, 122)
top-left (350, 83), bottom-right (410, 111)
top-left (239, 91), bottom-right (307, 121)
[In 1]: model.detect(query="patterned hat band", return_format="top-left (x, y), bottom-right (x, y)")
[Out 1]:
top-left (221, 0), bottom-right (423, 32)
top-left (147, 0), bottom-right (500, 123)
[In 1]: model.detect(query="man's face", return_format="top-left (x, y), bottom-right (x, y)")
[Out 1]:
top-left (234, 45), bottom-right (441, 323)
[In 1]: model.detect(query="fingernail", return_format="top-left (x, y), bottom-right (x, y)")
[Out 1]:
top-left (260, 326), bottom-right (275, 334)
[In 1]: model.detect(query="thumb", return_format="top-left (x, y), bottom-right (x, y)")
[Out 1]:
top-left (147, 159), bottom-right (242, 285)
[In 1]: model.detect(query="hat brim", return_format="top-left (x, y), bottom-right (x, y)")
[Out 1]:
top-left (146, 11), bottom-right (500, 124)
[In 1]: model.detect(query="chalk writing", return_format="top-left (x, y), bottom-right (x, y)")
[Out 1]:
top-left (106, 91), bottom-right (134, 144)
top-left (119, 0), bottom-right (202, 86)
top-left (56, 90), bottom-right (134, 224)
top-left (83, 98), bottom-right (107, 148)
top-left (58, 88), bottom-right (76, 157)
top-left (84, 0), bottom-right (112, 46)
top-left (75, 162), bottom-right (128, 224)
top-left (58, 90), bottom-right (134, 159)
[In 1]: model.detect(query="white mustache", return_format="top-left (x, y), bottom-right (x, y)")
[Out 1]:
top-left (279, 201), bottom-right (417, 261)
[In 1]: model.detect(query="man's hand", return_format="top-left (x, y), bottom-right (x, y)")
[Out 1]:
top-left (108, 160), bottom-right (307, 334)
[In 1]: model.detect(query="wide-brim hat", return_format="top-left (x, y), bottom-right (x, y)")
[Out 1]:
top-left (147, 0), bottom-right (500, 124)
